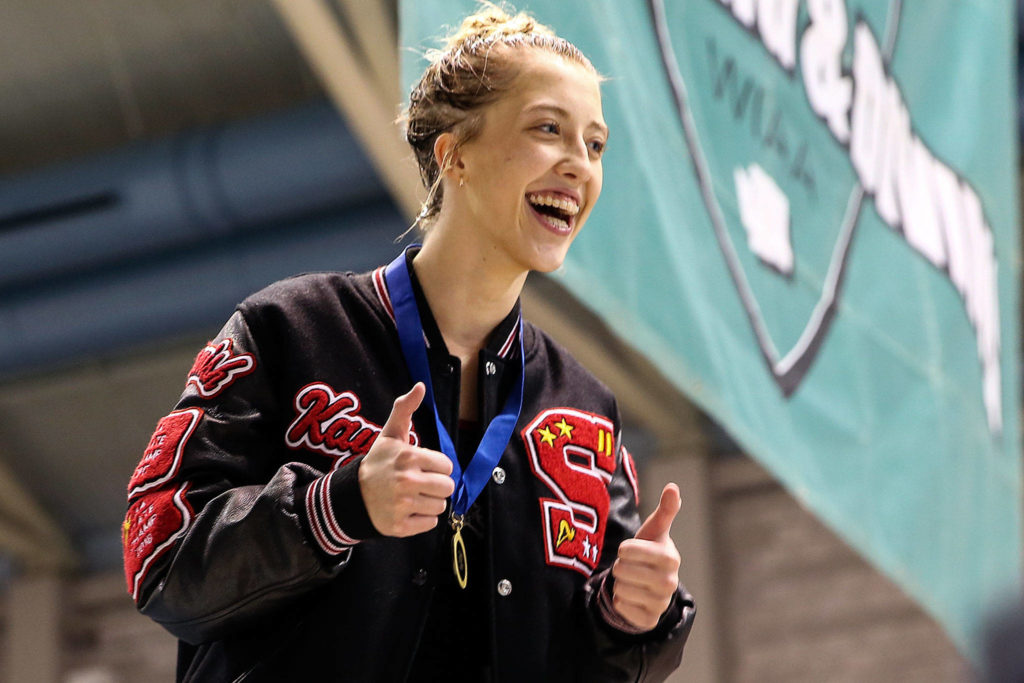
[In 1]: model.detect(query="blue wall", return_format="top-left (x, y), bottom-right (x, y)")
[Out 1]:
top-left (0, 101), bottom-right (409, 380)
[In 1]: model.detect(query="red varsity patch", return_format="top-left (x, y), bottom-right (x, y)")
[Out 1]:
top-left (123, 483), bottom-right (193, 602)
top-left (286, 383), bottom-right (418, 465)
top-left (128, 409), bottom-right (202, 499)
top-left (187, 338), bottom-right (256, 398)
top-left (523, 408), bottom-right (617, 576)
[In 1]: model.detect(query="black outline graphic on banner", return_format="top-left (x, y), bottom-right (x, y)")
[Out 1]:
top-left (648, 0), bottom-right (902, 396)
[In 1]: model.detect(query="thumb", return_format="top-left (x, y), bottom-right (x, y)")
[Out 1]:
top-left (634, 483), bottom-right (681, 542)
top-left (379, 383), bottom-right (425, 440)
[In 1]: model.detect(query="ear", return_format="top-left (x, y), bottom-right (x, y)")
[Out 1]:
top-left (432, 132), bottom-right (464, 179)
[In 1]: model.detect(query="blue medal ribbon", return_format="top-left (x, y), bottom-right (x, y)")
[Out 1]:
top-left (384, 248), bottom-right (525, 520)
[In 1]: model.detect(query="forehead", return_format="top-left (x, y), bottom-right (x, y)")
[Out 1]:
top-left (502, 49), bottom-right (605, 123)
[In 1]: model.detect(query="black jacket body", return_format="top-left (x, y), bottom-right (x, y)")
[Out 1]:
top-left (124, 256), bottom-right (695, 682)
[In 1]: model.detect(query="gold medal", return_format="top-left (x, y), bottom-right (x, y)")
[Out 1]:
top-left (451, 513), bottom-right (468, 590)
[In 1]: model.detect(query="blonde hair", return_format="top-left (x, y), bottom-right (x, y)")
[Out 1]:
top-left (400, 3), bottom-right (599, 229)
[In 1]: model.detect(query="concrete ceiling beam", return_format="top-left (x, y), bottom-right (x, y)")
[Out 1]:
top-left (271, 0), bottom-right (421, 220)
top-left (332, 0), bottom-right (400, 103)
top-left (0, 456), bottom-right (76, 571)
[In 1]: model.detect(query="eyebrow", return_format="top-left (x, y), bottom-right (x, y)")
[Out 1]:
top-left (523, 103), bottom-right (609, 138)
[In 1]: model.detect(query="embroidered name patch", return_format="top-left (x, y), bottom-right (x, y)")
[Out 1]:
top-left (127, 409), bottom-right (203, 498)
top-left (123, 484), bottom-right (193, 602)
top-left (286, 383), bottom-right (418, 465)
top-left (523, 408), bottom-right (617, 576)
top-left (123, 409), bottom-right (203, 601)
top-left (187, 338), bottom-right (255, 398)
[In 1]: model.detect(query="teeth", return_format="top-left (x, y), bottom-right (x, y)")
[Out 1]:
top-left (546, 216), bottom-right (569, 230)
top-left (527, 192), bottom-right (580, 216)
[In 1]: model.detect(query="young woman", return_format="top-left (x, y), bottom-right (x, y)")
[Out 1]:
top-left (124, 5), bottom-right (694, 681)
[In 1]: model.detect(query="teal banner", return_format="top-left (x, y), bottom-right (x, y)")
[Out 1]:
top-left (400, 0), bottom-right (1021, 661)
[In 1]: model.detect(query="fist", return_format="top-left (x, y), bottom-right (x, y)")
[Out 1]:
top-left (358, 383), bottom-right (455, 537)
top-left (611, 483), bottom-right (682, 631)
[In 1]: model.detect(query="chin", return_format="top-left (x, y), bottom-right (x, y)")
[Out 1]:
top-left (513, 213), bottom-right (584, 273)
top-left (524, 246), bottom-right (572, 274)
top-left (530, 260), bottom-right (564, 274)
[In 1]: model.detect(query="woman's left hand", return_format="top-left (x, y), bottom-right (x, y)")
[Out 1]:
top-left (610, 483), bottom-right (682, 631)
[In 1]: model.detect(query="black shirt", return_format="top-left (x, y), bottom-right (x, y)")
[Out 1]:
top-left (404, 251), bottom-right (518, 681)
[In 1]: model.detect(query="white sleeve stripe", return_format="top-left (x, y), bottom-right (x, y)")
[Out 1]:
top-left (305, 479), bottom-right (349, 555)
top-left (320, 470), bottom-right (361, 546)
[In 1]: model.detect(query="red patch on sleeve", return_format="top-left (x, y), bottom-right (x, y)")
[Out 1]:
top-left (187, 338), bottom-right (256, 398)
top-left (523, 408), bottom-right (617, 576)
top-left (128, 409), bottom-right (202, 499)
top-left (122, 483), bottom-right (193, 601)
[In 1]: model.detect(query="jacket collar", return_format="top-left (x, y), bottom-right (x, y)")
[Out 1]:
top-left (373, 247), bottom-right (521, 361)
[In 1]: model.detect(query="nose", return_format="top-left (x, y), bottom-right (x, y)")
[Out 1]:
top-left (557, 137), bottom-right (593, 183)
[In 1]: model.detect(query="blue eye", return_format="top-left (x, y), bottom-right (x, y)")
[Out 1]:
top-left (588, 139), bottom-right (606, 155)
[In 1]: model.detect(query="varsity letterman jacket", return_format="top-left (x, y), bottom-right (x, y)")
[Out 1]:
top-left (123, 253), bottom-right (695, 682)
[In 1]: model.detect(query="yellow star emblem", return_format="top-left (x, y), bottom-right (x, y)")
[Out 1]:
top-left (537, 425), bottom-right (557, 446)
top-left (554, 418), bottom-right (574, 439)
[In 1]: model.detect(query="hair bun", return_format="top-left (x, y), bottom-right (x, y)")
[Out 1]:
top-left (440, 3), bottom-right (555, 54)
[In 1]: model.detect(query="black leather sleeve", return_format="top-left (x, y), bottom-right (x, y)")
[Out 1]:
top-left (576, 423), bottom-right (696, 682)
top-left (124, 311), bottom-right (360, 645)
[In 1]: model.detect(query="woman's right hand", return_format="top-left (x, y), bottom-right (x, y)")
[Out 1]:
top-left (358, 383), bottom-right (455, 537)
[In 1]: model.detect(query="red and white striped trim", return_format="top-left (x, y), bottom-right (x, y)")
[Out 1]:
top-left (497, 318), bottom-right (520, 359)
top-left (305, 471), bottom-right (360, 555)
top-left (373, 265), bottom-right (432, 347)
top-left (622, 446), bottom-right (640, 506)
top-left (320, 471), bottom-right (360, 545)
top-left (376, 261), bottom-right (519, 355)
top-left (372, 267), bottom-right (394, 322)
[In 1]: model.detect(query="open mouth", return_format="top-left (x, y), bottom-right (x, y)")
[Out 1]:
top-left (526, 192), bottom-right (580, 234)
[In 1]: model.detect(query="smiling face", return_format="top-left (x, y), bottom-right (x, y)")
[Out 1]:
top-left (441, 48), bottom-right (607, 275)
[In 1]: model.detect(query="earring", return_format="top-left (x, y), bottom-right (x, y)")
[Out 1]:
top-left (459, 176), bottom-right (465, 187)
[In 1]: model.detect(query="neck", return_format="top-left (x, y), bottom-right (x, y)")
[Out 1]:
top-left (413, 228), bottom-right (526, 357)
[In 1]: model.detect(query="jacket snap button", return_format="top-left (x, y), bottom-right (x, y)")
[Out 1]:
top-left (485, 361), bottom-right (497, 376)
top-left (491, 467), bottom-right (506, 484)
top-left (412, 568), bottom-right (428, 586)
top-left (497, 579), bottom-right (512, 596)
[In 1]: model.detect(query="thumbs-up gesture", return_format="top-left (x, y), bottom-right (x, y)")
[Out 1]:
top-left (611, 483), bottom-right (682, 631)
top-left (358, 383), bottom-right (456, 537)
